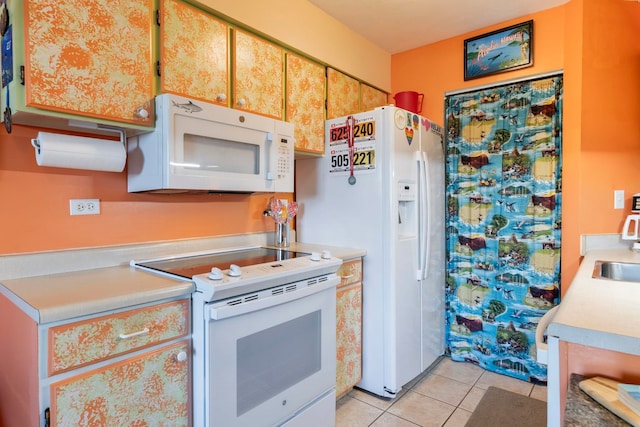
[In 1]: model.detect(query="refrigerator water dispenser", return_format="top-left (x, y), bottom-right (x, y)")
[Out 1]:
top-left (398, 181), bottom-right (417, 238)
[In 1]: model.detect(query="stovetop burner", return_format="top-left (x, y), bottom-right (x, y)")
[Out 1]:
top-left (135, 247), bottom-right (311, 280)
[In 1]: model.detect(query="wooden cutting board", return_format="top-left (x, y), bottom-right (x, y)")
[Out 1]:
top-left (579, 376), bottom-right (640, 427)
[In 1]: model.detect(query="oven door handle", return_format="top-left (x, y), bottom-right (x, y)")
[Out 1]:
top-left (209, 276), bottom-right (339, 320)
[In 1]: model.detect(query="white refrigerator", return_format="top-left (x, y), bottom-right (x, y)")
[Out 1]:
top-left (296, 106), bottom-right (445, 397)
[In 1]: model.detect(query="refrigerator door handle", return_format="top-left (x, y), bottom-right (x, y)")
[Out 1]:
top-left (417, 151), bottom-right (430, 280)
top-left (422, 151), bottom-right (432, 279)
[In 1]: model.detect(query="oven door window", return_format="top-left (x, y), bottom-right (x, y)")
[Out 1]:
top-left (237, 311), bottom-right (321, 415)
top-left (206, 286), bottom-right (336, 426)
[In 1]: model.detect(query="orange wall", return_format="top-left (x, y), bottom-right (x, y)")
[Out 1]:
top-left (560, 0), bottom-right (584, 296)
top-left (579, 0), bottom-right (640, 236)
top-left (0, 125), bottom-right (286, 254)
top-left (391, 0), bottom-right (640, 292)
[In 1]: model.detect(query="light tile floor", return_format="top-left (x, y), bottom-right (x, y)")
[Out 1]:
top-left (336, 356), bottom-right (547, 427)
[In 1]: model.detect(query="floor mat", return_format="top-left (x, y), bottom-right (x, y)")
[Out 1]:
top-left (465, 386), bottom-right (546, 427)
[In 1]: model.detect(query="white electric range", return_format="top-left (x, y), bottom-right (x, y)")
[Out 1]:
top-left (133, 246), bottom-right (342, 427)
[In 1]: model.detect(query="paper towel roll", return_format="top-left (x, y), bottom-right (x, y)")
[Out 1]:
top-left (31, 131), bottom-right (126, 172)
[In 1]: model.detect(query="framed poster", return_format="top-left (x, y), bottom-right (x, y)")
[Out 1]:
top-left (464, 20), bottom-right (533, 81)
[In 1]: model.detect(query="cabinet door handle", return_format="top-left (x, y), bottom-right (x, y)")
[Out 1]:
top-left (135, 107), bottom-right (150, 119)
top-left (117, 328), bottom-right (150, 340)
top-left (340, 274), bottom-right (355, 280)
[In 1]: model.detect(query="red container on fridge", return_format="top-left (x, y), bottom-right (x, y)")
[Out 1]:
top-left (393, 91), bottom-right (423, 114)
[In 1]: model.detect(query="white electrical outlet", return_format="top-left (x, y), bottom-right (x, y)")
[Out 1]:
top-left (70, 199), bottom-right (101, 215)
top-left (614, 190), bottom-right (625, 210)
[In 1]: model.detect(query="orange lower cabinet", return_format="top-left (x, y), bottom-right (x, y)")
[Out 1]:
top-left (335, 258), bottom-right (363, 397)
top-left (44, 298), bottom-right (191, 426)
top-left (0, 296), bottom-right (192, 426)
top-left (50, 340), bottom-right (190, 426)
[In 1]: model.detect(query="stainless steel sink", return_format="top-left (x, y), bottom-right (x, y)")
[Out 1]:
top-left (592, 260), bottom-right (640, 282)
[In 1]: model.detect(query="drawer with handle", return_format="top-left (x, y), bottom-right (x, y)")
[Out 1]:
top-left (337, 259), bottom-right (362, 288)
top-left (48, 299), bottom-right (190, 376)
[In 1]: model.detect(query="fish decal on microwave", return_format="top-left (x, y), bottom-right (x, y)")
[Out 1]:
top-left (171, 100), bottom-right (203, 114)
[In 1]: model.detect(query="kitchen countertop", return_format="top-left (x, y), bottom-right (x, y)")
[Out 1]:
top-left (0, 265), bottom-right (194, 324)
top-left (548, 248), bottom-right (640, 355)
top-left (0, 235), bottom-right (366, 325)
top-left (563, 374), bottom-right (629, 426)
top-left (268, 242), bottom-right (366, 261)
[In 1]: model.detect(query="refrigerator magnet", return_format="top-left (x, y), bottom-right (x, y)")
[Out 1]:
top-left (394, 109), bottom-right (407, 129)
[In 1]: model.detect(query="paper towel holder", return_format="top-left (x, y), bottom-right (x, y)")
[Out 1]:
top-left (30, 121), bottom-right (128, 172)
top-left (30, 121), bottom-right (127, 152)
top-left (67, 120), bottom-right (127, 149)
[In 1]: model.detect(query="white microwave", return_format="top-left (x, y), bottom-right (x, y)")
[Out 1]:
top-left (127, 94), bottom-right (294, 193)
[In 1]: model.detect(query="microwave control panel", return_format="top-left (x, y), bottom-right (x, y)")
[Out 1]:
top-left (271, 135), bottom-right (294, 192)
top-left (276, 138), bottom-right (292, 178)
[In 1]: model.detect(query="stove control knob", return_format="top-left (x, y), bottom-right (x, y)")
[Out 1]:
top-left (310, 252), bottom-right (321, 261)
top-left (228, 264), bottom-right (242, 277)
top-left (209, 267), bottom-right (223, 280)
top-left (321, 250), bottom-right (332, 259)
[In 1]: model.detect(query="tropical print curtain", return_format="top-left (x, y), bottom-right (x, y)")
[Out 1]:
top-left (444, 74), bottom-right (563, 384)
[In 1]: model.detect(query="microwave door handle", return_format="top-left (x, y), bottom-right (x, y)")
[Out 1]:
top-left (265, 132), bottom-right (274, 180)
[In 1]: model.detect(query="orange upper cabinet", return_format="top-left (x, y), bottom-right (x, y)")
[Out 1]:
top-left (17, 0), bottom-right (154, 128)
top-left (326, 68), bottom-right (360, 119)
top-left (233, 29), bottom-right (284, 119)
top-left (286, 53), bottom-right (326, 155)
top-left (361, 84), bottom-right (388, 112)
top-left (159, 0), bottom-right (229, 106)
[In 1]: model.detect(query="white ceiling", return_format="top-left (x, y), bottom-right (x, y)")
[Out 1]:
top-left (308, 0), bottom-right (570, 54)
